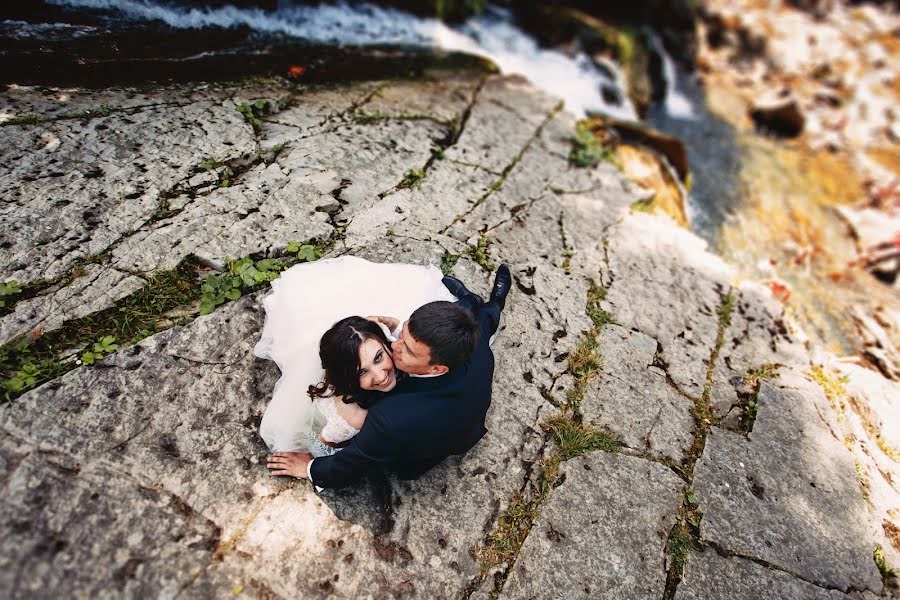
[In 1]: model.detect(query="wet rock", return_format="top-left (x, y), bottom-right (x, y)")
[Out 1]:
top-left (500, 452), bottom-right (682, 599)
top-left (749, 94), bottom-right (805, 138)
top-left (677, 548), bottom-right (851, 599)
top-left (694, 378), bottom-right (883, 594)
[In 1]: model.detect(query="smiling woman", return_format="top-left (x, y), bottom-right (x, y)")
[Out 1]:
top-left (253, 255), bottom-right (456, 456)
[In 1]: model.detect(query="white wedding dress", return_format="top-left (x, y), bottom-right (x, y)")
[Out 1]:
top-left (254, 256), bottom-right (455, 457)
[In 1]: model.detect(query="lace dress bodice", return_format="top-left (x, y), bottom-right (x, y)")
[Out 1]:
top-left (315, 398), bottom-right (361, 444)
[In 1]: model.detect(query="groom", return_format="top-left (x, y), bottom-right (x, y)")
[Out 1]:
top-left (266, 265), bottom-right (512, 489)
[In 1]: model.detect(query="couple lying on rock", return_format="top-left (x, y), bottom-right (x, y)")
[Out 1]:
top-left (256, 256), bottom-right (511, 489)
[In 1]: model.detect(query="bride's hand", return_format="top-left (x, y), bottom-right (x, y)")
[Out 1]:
top-left (266, 452), bottom-right (313, 478)
top-left (366, 315), bottom-right (400, 331)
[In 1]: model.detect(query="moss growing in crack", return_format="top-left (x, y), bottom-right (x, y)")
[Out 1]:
top-left (434, 0), bottom-right (486, 22)
top-left (440, 252), bottom-right (460, 275)
top-left (570, 120), bottom-right (617, 168)
top-left (737, 365), bottom-right (776, 434)
top-left (663, 488), bottom-right (702, 598)
top-left (399, 167), bottom-right (426, 190)
top-left (3, 113), bottom-right (42, 126)
top-left (806, 365), bottom-right (848, 417)
top-left (352, 109), bottom-right (385, 124)
top-left (874, 544), bottom-right (899, 581)
top-left (855, 460), bottom-right (871, 502)
top-left (465, 234), bottom-right (496, 272)
top-left (586, 279), bottom-right (615, 328)
top-left (474, 491), bottom-right (540, 572)
top-left (564, 335), bottom-right (601, 411)
top-left (545, 416), bottom-right (620, 459)
top-left (718, 292), bottom-right (735, 330)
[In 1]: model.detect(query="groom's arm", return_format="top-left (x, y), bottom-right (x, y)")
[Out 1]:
top-left (309, 409), bottom-right (400, 489)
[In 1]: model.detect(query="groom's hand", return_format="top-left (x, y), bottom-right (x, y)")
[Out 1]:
top-left (266, 452), bottom-right (313, 479)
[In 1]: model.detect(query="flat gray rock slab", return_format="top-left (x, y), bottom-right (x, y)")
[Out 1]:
top-left (599, 213), bottom-right (734, 399)
top-left (582, 324), bottom-right (695, 463)
top-left (500, 451), bottom-right (683, 600)
top-left (443, 76), bottom-right (561, 174)
top-left (676, 549), bottom-right (851, 600)
top-left (0, 433), bottom-right (219, 600)
top-left (0, 97), bottom-right (257, 285)
top-left (693, 379), bottom-right (883, 594)
top-left (709, 281), bottom-right (808, 426)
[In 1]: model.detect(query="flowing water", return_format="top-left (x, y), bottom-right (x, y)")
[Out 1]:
top-left (8, 0), bottom-right (887, 353)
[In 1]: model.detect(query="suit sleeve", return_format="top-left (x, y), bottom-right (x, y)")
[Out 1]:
top-left (309, 408), bottom-right (401, 489)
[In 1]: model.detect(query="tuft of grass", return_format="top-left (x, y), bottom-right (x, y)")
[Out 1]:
top-left (718, 293), bottom-right (736, 330)
top-left (567, 335), bottom-right (600, 379)
top-left (440, 252), bottom-right (460, 275)
top-left (569, 120), bottom-right (617, 168)
top-left (564, 335), bottom-right (601, 411)
top-left (352, 110), bottom-right (384, 124)
top-left (586, 279), bottom-right (615, 328)
top-left (737, 364), bottom-right (776, 434)
top-left (664, 487), bottom-right (702, 593)
top-left (473, 492), bottom-right (539, 570)
top-left (545, 416), bottom-right (620, 459)
top-left (399, 167), bottom-right (426, 190)
top-left (4, 113), bottom-right (43, 126)
top-left (465, 234), bottom-right (496, 272)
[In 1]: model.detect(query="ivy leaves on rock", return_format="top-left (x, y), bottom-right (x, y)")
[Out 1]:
top-left (0, 280), bottom-right (21, 308)
top-left (81, 335), bottom-right (118, 366)
top-left (199, 257), bottom-right (285, 316)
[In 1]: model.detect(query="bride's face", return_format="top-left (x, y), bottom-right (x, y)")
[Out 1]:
top-left (357, 337), bottom-right (397, 392)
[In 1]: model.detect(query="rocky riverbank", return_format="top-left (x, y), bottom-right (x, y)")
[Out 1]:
top-left (0, 66), bottom-right (897, 598)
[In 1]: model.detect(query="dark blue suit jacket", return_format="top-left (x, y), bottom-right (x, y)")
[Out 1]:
top-left (309, 303), bottom-right (499, 489)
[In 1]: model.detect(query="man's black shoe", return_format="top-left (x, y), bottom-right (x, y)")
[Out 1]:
top-left (489, 264), bottom-right (512, 311)
top-left (442, 275), bottom-right (484, 307)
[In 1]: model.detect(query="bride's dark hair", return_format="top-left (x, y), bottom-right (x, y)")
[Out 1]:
top-left (308, 316), bottom-right (393, 409)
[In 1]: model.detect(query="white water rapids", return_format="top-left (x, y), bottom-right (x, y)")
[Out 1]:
top-left (46, 0), bottom-right (640, 120)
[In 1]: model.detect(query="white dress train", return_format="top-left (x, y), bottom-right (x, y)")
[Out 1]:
top-left (254, 256), bottom-right (455, 456)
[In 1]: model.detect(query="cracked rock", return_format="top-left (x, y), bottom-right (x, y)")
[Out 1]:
top-left (676, 549), bottom-right (851, 599)
top-left (693, 378), bottom-right (883, 594)
top-left (500, 452), bottom-right (683, 600)
top-left (582, 324), bottom-right (695, 463)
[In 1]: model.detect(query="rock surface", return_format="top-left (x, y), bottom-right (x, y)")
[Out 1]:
top-left (0, 69), bottom-right (893, 599)
top-left (500, 452), bottom-right (683, 599)
top-left (694, 376), bottom-right (882, 593)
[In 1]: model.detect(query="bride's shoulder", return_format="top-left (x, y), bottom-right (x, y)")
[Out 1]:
top-left (334, 397), bottom-right (368, 429)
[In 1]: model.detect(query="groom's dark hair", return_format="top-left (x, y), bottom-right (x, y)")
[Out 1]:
top-left (408, 301), bottom-right (479, 371)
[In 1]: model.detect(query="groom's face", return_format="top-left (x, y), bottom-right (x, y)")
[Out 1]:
top-left (391, 321), bottom-right (448, 376)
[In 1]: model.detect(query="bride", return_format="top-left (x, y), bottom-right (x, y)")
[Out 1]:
top-left (254, 255), bottom-right (455, 457)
